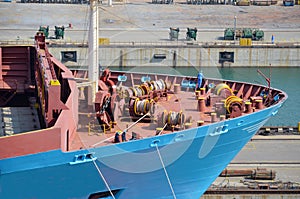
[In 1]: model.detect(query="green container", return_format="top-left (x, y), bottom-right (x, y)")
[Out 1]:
top-left (39, 26), bottom-right (49, 38)
top-left (186, 28), bottom-right (197, 41)
top-left (242, 28), bottom-right (252, 38)
top-left (224, 28), bottom-right (234, 40)
top-left (253, 29), bottom-right (264, 41)
top-left (55, 26), bottom-right (65, 39)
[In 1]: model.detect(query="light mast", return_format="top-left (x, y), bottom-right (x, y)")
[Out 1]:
top-left (88, 0), bottom-right (99, 105)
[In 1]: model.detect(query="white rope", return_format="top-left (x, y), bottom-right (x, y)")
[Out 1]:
top-left (89, 112), bottom-right (150, 197)
top-left (91, 112), bottom-right (150, 147)
top-left (157, 123), bottom-right (168, 135)
top-left (91, 158), bottom-right (116, 199)
top-left (124, 112), bottom-right (150, 132)
top-left (155, 144), bottom-right (177, 199)
top-left (91, 135), bottom-right (115, 147)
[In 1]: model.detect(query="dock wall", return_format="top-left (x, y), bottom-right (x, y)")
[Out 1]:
top-left (202, 194), bottom-right (300, 199)
top-left (47, 42), bottom-right (300, 68)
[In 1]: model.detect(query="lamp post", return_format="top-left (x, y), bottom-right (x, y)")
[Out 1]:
top-left (88, 0), bottom-right (99, 106)
top-left (234, 15), bottom-right (237, 41)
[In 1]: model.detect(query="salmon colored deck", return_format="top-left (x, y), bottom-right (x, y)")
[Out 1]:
top-left (72, 69), bottom-right (282, 150)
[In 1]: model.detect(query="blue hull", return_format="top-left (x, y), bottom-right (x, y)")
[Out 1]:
top-left (0, 103), bottom-right (283, 199)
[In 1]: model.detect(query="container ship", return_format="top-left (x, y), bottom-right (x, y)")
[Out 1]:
top-left (0, 31), bottom-right (287, 199)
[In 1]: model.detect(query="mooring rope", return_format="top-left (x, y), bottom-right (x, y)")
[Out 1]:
top-left (91, 112), bottom-right (150, 147)
top-left (89, 112), bottom-right (150, 198)
top-left (123, 112), bottom-right (150, 132)
top-left (91, 158), bottom-right (116, 199)
top-left (155, 144), bottom-right (177, 199)
top-left (157, 123), bottom-right (168, 136)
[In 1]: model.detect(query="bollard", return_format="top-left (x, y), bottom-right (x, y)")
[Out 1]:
top-left (245, 101), bottom-right (252, 113)
top-left (211, 112), bottom-right (217, 123)
top-left (255, 99), bottom-right (263, 109)
top-left (184, 123), bottom-right (192, 129)
top-left (198, 97), bottom-right (206, 112)
top-left (220, 115), bottom-right (226, 121)
top-left (174, 84), bottom-right (181, 94)
top-left (197, 120), bottom-right (204, 126)
top-left (156, 127), bottom-right (163, 135)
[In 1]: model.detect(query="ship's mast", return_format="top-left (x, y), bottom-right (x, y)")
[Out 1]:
top-left (88, 0), bottom-right (99, 105)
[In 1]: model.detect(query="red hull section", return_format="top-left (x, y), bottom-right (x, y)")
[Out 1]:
top-left (0, 32), bottom-right (81, 159)
top-left (0, 128), bottom-right (61, 159)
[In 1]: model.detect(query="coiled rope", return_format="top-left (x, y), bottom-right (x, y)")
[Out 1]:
top-left (133, 98), bottom-right (155, 115)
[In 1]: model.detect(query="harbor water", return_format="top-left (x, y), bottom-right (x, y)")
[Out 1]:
top-left (111, 66), bottom-right (299, 127)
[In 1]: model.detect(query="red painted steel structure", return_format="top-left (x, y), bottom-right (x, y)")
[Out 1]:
top-left (0, 32), bottom-right (81, 159)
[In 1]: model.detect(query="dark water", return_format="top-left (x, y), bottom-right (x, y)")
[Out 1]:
top-left (112, 66), bottom-right (299, 126)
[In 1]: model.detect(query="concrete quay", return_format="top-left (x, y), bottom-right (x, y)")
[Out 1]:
top-left (201, 135), bottom-right (300, 198)
top-left (1, 1), bottom-right (300, 67)
top-left (1, 0), bottom-right (300, 42)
